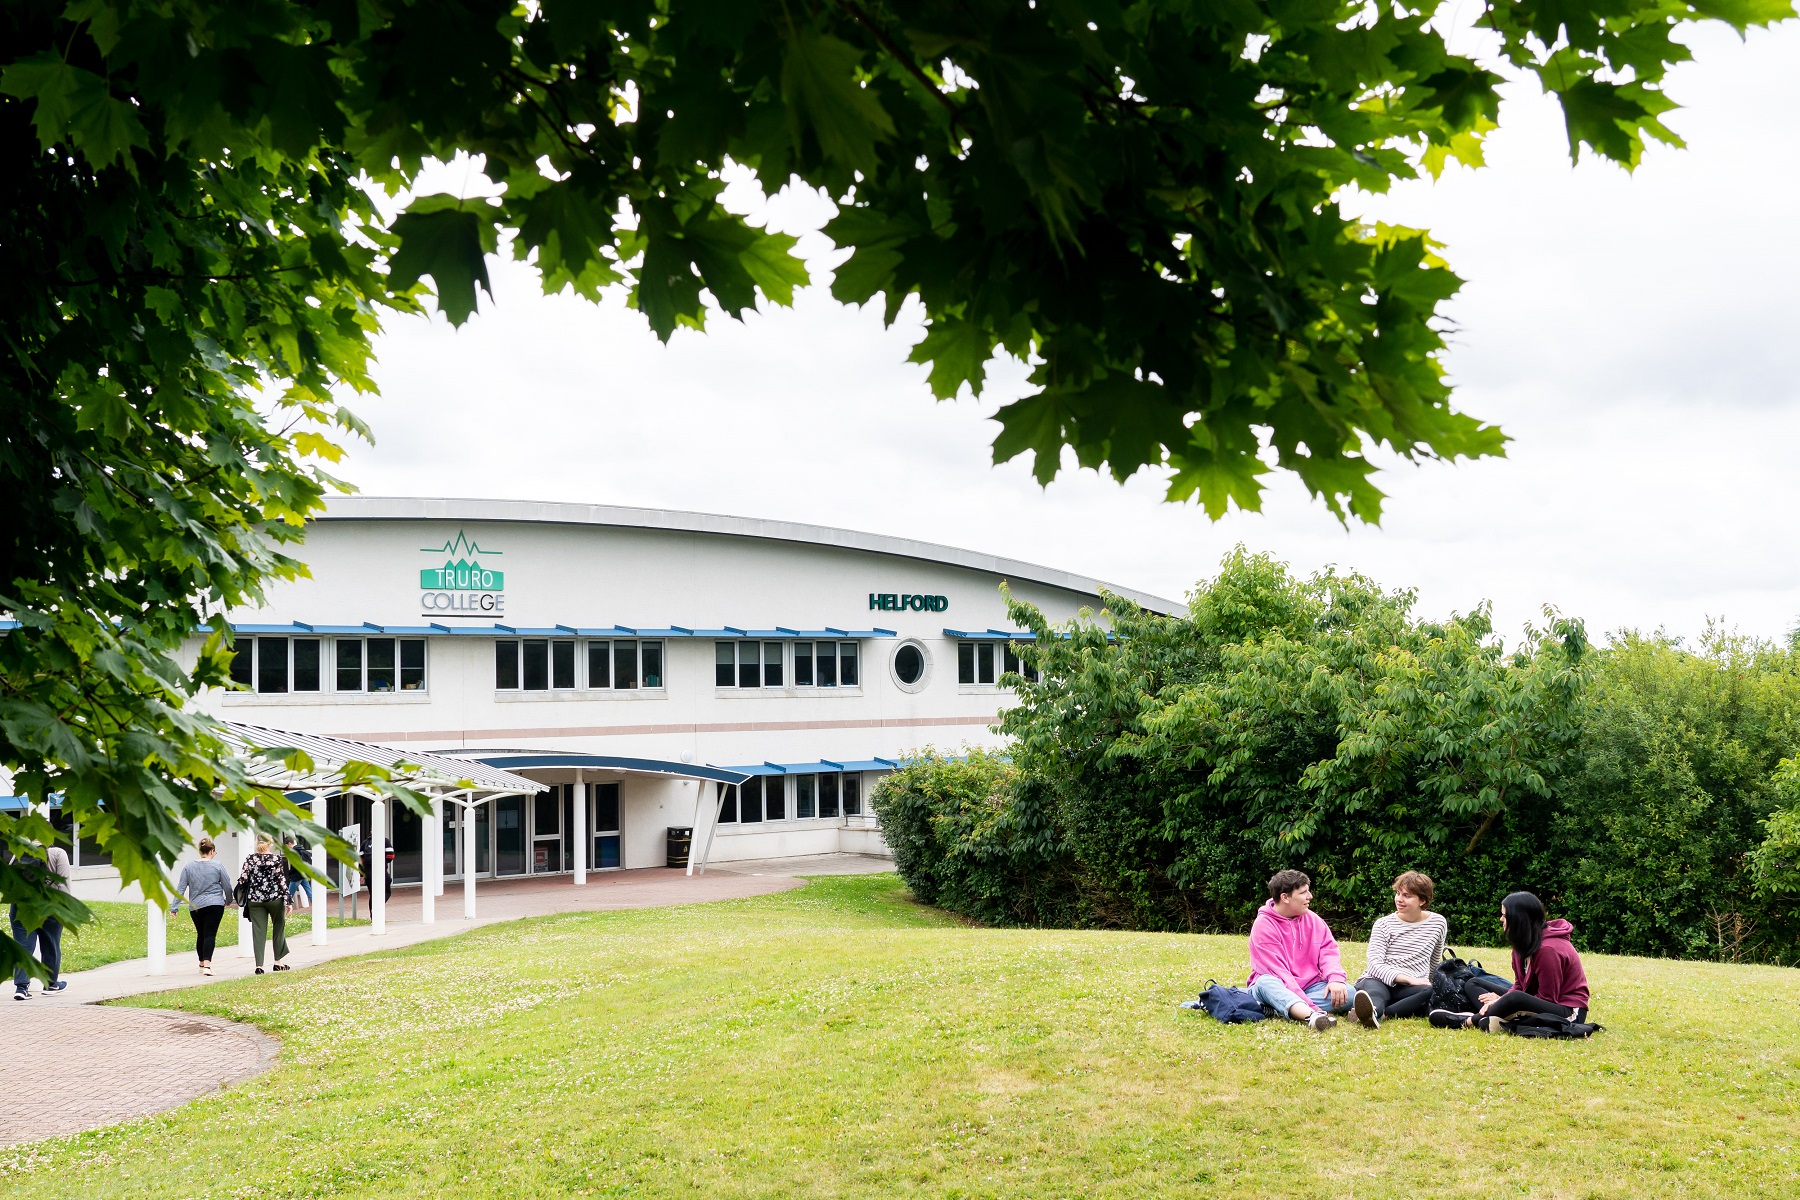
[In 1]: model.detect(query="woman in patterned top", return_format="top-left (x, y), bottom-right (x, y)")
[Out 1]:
top-left (237, 834), bottom-right (292, 974)
top-left (1348, 870), bottom-right (1448, 1028)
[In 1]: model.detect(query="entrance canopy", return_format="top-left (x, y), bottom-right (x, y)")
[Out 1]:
top-left (222, 723), bottom-right (546, 797)
top-left (436, 749), bottom-right (749, 787)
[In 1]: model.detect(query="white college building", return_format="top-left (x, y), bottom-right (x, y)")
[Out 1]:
top-left (34, 497), bottom-right (1180, 900)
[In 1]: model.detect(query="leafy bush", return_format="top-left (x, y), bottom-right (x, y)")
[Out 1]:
top-left (885, 552), bottom-right (1800, 964)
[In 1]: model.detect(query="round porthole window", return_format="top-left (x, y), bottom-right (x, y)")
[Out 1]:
top-left (891, 640), bottom-right (931, 692)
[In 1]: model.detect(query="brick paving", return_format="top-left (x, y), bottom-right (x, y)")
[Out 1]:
top-left (0, 1006), bottom-right (276, 1148)
top-left (0, 854), bottom-right (891, 1148)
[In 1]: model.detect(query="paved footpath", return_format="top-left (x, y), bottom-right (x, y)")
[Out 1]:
top-left (0, 854), bottom-right (891, 1148)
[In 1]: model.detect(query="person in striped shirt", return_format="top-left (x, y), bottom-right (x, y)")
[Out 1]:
top-left (1349, 871), bottom-right (1448, 1028)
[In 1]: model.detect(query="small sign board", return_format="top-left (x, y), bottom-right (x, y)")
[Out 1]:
top-left (339, 822), bottom-right (363, 895)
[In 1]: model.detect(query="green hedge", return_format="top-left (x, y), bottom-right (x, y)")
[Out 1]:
top-left (874, 552), bottom-right (1800, 963)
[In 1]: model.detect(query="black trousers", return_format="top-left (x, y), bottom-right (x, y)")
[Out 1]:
top-left (1354, 977), bottom-right (1434, 1018)
top-left (189, 904), bottom-right (225, 962)
top-left (1484, 990), bottom-right (1584, 1022)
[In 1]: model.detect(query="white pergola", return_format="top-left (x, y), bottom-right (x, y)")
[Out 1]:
top-left (145, 723), bottom-right (544, 974)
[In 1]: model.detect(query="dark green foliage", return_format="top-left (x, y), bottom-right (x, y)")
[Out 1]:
top-left (1559, 632), bottom-right (1800, 961)
top-left (882, 556), bottom-right (1800, 964)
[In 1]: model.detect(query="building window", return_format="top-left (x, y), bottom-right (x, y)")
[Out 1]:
top-left (1002, 643), bottom-right (1039, 683)
top-left (795, 774), bottom-right (815, 819)
top-left (614, 640), bottom-right (639, 689)
top-left (819, 772), bottom-right (840, 818)
top-left (843, 775), bottom-right (861, 816)
top-left (716, 641), bottom-right (856, 690)
top-left (717, 783), bottom-right (739, 823)
top-left (957, 642), bottom-right (1000, 685)
top-left (494, 639), bottom-right (662, 691)
top-left (522, 639), bottom-right (550, 690)
top-left (766, 776), bottom-right (786, 820)
top-left (340, 639), bottom-right (365, 691)
top-left (892, 641), bottom-right (929, 690)
top-left (230, 636), bottom-right (328, 694)
top-left (331, 636), bottom-right (424, 692)
top-left (740, 777), bottom-right (764, 823)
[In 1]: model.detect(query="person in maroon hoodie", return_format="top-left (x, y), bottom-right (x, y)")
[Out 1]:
top-left (1435, 891), bottom-right (1590, 1031)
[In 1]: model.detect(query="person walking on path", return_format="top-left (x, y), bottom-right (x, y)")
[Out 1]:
top-left (8, 844), bottom-right (72, 1000)
top-left (237, 835), bottom-right (291, 975)
top-left (1246, 869), bottom-right (1352, 1031)
top-left (283, 834), bottom-right (312, 913)
top-left (171, 837), bottom-right (234, 975)
top-left (1349, 871), bottom-right (1449, 1028)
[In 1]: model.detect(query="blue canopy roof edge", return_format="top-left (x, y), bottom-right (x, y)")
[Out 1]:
top-left (443, 751), bottom-right (750, 786)
top-left (723, 758), bottom-right (902, 776)
top-left (221, 622), bottom-right (898, 639)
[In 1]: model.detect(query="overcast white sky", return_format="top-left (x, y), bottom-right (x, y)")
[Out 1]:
top-left (333, 20), bottom-right (1800, 649)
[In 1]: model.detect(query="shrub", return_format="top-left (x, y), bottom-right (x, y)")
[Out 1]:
top-left (888, 551), bottom-right (1800, 963)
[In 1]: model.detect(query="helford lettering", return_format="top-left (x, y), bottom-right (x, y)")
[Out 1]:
top-left (868, 593), bottom-right (948, 612)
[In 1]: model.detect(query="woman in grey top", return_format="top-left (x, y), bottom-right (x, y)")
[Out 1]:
top-left (1349, 870), bottom-right (1449, 1027)
top-left (172, 837), bottom-right (233, 975)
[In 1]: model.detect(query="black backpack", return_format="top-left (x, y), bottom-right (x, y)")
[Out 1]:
top-left (1501, 1012), bottom-right (1605, 1039)
top-left (1430, 950), bottom-right (1513, 1014)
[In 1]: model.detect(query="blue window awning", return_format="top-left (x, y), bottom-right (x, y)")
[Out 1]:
top-left (223, 622), bottom-right (898, 639)
top-left (942, 628), bottom-right (1036, 640)
top-left (721, 758), bottom-right (902, 776)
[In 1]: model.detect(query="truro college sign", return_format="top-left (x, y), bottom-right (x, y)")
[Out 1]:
top-left (420, 531), bottom-right (505, 616)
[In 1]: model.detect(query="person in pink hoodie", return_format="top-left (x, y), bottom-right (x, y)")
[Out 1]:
top-left (1246, 869), bottom-right (1351, 1031)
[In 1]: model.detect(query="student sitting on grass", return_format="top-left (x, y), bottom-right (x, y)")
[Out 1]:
top-left (1247, 869), bottom-right (1351, 1031)
top-left (1432, 891), bottom-right (1589, 1031)
top-left (1349, 870), bottom-right (1448, 1028)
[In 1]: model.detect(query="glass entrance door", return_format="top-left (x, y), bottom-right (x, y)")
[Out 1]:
top-left (532, 786), bottom-right (564, 873)
top-left (592, 783), bottom-right (622, 869)
top-left (495, 795), bottom-right (526, 876)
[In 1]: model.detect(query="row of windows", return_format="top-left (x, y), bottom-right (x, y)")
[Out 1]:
top-left (958, 642), bottom-right (1038, 686)
top-left (231, 636), bottom-right (427, 694)
top-left (716, 773), bottom-right (863, 824)
top-left (714, 641), bottom-right (860, 689)
top-left (495, 639), bottom-right (665, 691)
top-left (231, 636), bottom-right (1026, 697)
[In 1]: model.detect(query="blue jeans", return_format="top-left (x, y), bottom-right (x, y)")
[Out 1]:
top-left (8, 905), bottom-right (62, 995)
top-left (1250, 975), bottom-right (1352, 1020)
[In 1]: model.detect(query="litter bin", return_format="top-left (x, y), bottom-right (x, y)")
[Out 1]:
top-left (666, 826), bottom-right (693, 869)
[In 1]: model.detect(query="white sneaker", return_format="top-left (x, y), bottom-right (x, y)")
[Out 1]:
top-left (1353, 989), bottom-right (1379, 1029)
top-left (1308, 1011), bottom-right (1338, 1031)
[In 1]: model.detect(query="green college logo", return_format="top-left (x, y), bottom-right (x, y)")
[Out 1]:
top-left (420, 530), bottom-right (504, 591)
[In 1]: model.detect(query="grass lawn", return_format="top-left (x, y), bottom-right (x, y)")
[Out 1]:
top-left (60, 900), bottom-right (370, 973)
top-left (3, 875), bottom-right (1796, 1199)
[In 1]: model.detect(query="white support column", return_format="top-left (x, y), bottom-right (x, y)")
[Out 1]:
top-left (573, 776), bottom-right (587, 886)
top-left (235, 829), bottom-right (252, 957)
top-left (370, 796), bottom-right (386, 935)
top-left (432, 793), bottom-right (447, 897)
top-left (311, 793), bottom-right (328, 947)
top-left (421, 794), bottom-right (437, 926)
top-left (146, 898), bottom-right (166, 976)
top-left (462, 797), bottom-right (477, 920)
top-left (690, 779), bottom-right (723, 877)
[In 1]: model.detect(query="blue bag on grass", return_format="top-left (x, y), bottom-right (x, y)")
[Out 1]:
top-left (1193, 979), bottom-right (1266, 1023)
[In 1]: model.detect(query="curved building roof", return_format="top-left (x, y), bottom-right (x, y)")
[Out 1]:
top-left (321, 496), bottom-right (1186, 615)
